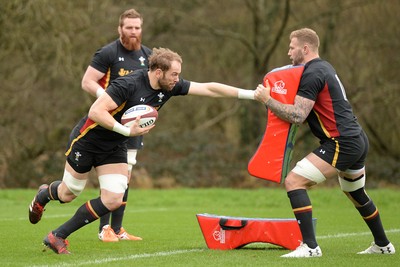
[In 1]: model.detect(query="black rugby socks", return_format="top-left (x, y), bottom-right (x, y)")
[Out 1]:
top-left (53, 197), bottom-right (110, 239)
top-left (287, 189), bottom-right (318, 249)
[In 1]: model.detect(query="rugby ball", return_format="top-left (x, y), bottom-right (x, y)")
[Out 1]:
top-left (121, 105), bottom-right (158, 128)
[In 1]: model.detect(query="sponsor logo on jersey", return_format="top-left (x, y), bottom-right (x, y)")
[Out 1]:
top-left (118, 68), bottom-right (133, 76)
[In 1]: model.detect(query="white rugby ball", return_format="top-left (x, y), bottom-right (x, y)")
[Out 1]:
top-left (121, 105), bottom-right (158, 128)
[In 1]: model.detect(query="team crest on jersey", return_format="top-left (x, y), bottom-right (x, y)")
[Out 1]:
top-left (157, 92), bottom-right (165, 102)
top-left (139, 56), bottom-right (146, 66)
top-left (75, 151), bottom-right (82, 161)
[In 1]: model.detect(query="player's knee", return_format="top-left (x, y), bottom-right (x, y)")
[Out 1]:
top-left (284, 174), bottom-right (310, 192)
top-left (112, 200), bottom-right (123, 211)
top-left (56, 182), bottom-right (75, 203)
top-left (98, 174), bottom-right (127, 210)
top-left (62, 170), bottom-right (87, 198)
top-left (338, 170), bottom-right (369, 205)
top-left (105, 198), bottom-right (123, 211)
top-left (291, 158), bottom-right (326, 186)
top-left (284, 175), bottom-right (298, 191)
top-left (99, 174), bottom-right (128, 194)
top-left (338, 168), bottom-right (365, 192)
top-left (60, 193), bottom-right (76, 203)
top-left (100, 193), bottom-right (124, 211)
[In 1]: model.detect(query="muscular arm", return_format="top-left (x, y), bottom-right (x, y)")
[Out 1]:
top-left (81, 66), bottom-right (106, 97)
top-left (266, 95), bottom-right (314, 124)
top-left (188, 82), bottom-right (254, 98)
top-left (88, 93), bottom-right (153, 136)
top-left (254, 82), bottom-right (314, 125)
top-left (88, 93), bottom-right (119, 129)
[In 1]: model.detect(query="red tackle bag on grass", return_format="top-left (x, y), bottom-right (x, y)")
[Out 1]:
top-left (248, 65), bottom-right (305, 183)
top-left (196, 213), bottom-right (316, 250)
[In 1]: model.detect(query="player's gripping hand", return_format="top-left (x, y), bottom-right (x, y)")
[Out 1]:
top-left (128, 116), bottom-right (155, 136)
top-left (254, 79), bottom-right (272, 105)
top-left (112, 116), bottom-right (155, 137)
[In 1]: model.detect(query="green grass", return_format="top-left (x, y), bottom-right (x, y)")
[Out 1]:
top-left (0, 188), bottom-right (399, 266)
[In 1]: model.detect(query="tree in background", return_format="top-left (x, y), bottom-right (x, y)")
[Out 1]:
top-left (1, 0), bottom-right (399, 188)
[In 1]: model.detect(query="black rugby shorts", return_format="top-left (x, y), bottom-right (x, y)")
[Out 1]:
top-left (127, 135), bottom-right (144, 150)
top-left (313, 131), bottom-right (369, 171)
top-left (66, 143), bottom-right (127, 174)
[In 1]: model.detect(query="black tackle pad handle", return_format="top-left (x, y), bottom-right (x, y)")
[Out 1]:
top-left (219, 218), bottom-right (248, 230)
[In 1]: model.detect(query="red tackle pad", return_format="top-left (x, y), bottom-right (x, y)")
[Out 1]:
top-left (248, 65), bottom-right (304, 183)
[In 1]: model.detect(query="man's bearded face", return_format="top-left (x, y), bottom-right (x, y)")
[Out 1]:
top-left (119, 18), bottom-right (142, 51)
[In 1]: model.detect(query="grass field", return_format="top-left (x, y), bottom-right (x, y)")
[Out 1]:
top-left (0, 187), bottom-right (398, 266)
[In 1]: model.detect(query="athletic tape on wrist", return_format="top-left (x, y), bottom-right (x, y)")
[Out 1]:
top-left (96, 87), bottom-right (105, 98)
top-left (113, 122), bottom-right (130, 136)
top-left (238, 89), bottom-right (255, 100)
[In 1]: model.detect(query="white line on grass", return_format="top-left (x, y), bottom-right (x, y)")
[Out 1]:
top-left (30, 229), bottom-right (400, 267)
top-left (31, 249), bottom-right (205, 267)
top-left (317, 228), bottom-right (400, 239)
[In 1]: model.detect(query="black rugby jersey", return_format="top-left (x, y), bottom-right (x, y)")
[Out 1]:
top-left (71, 69), bottom-right (190, 152)
top-left (90, 39), bottom-right (152, 88)
top-left (297, 58), bottom-right (362, 140)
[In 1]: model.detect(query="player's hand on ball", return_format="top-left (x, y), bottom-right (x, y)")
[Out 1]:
top-left (129, 116), bottom-right (155, 136)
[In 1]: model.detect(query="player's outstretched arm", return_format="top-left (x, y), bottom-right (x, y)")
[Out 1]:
top-left (188, 82), bottom-right (255, 99)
